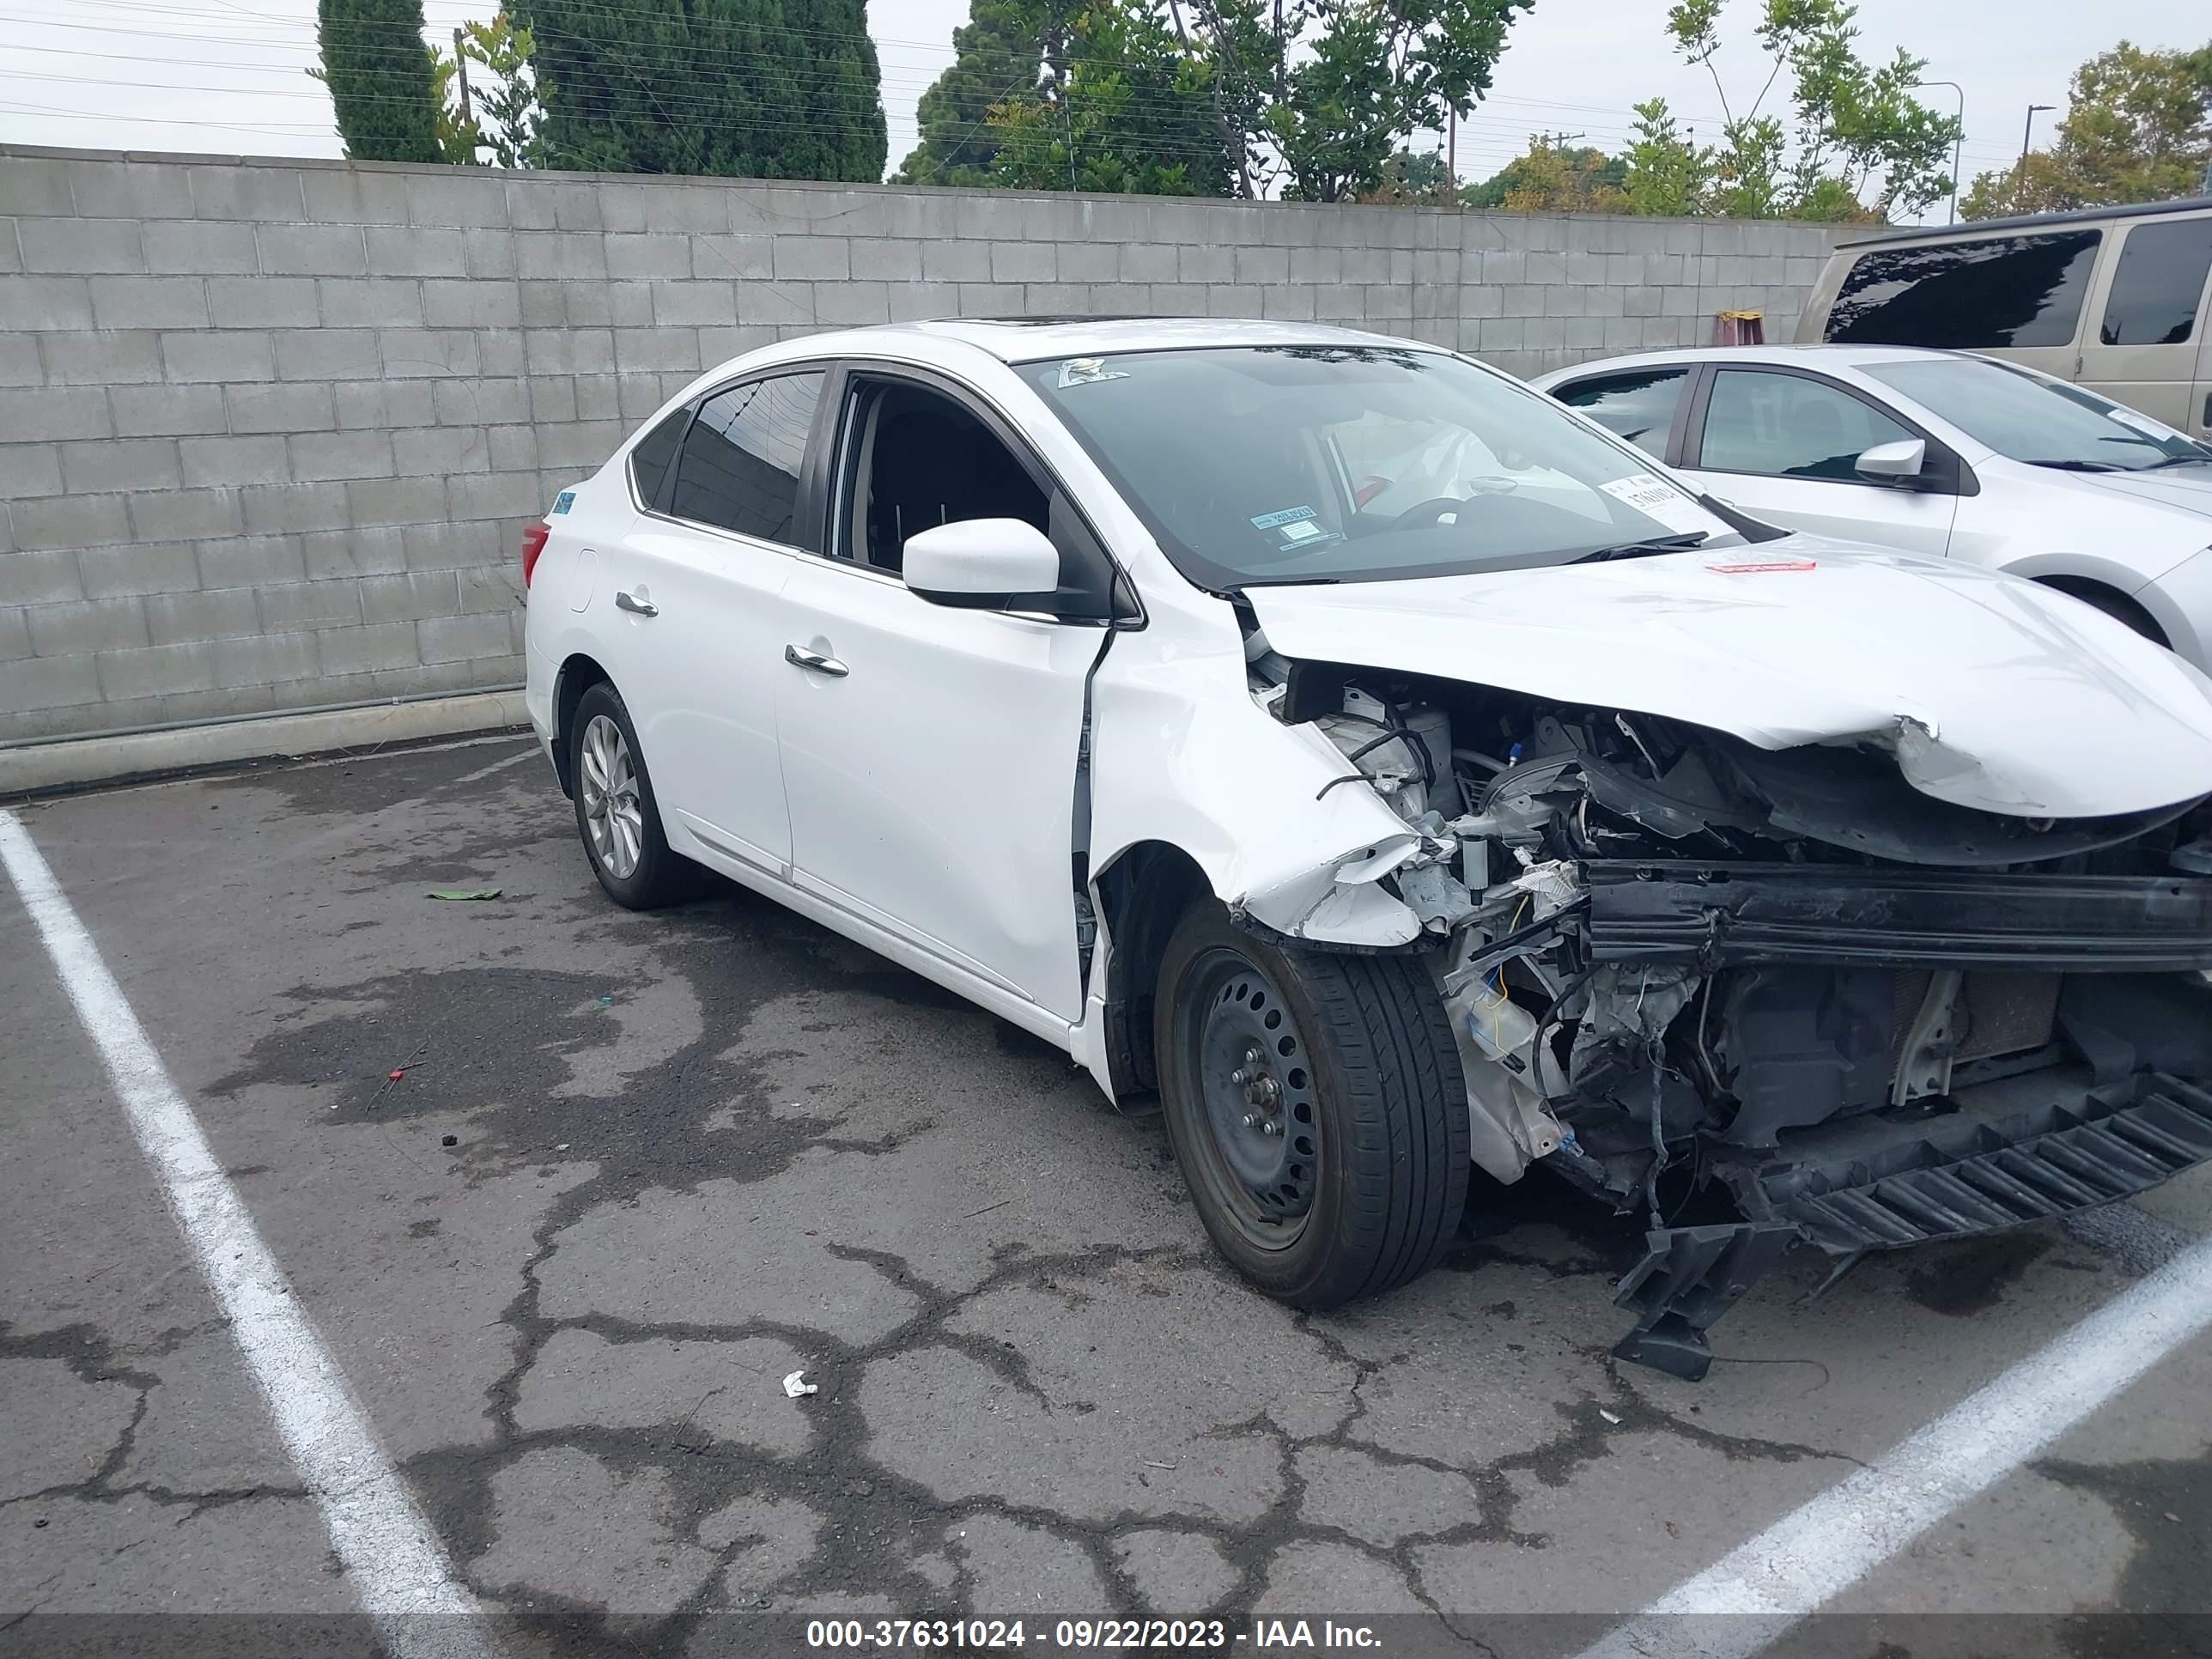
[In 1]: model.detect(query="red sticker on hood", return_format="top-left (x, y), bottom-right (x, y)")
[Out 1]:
top-left (1707, 559), bottom-right (1818, 573)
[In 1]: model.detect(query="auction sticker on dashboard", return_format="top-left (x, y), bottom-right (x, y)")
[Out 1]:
top-left (1598, 472), bottom-right (1717, 534)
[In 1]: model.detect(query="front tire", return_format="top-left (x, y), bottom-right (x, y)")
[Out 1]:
top-left (1154, 902), bottom-right (1469, 1308)
top-left (568, 683), bottom-right (699, 909)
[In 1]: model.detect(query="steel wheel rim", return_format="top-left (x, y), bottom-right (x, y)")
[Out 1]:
top-left (579, 713), bottom-right (643, 879)
top-left (1182, 947), bottom-right (1320, 1250)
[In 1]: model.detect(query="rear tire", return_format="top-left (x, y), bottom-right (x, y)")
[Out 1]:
top-left (568, 682), bottom-right (700, 910)
top-left (1154, 901), bottom-right (1469, 1308)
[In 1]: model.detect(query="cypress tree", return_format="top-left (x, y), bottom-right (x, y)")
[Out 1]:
top-left (524, 0), bottom-right (886, 181)
top-left (316, 0), bottom-right (446, 165)
top-left (896, 0), bottom-right (1047, 185)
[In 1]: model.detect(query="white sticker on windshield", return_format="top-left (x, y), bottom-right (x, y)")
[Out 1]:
top-left (1057, 356), bottom-right (1128, 389)
top-left (2106, 405), bottom-right (2182, 441)
top-left (1598, 472), bottom-right (1721, 534)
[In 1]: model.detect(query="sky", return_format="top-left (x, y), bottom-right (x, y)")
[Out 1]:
top-left (0, 0), bottom-right (2197, 219)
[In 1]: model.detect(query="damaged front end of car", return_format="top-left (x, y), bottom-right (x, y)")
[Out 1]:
top-left (1241, 639), bottom-right (2212, 1380)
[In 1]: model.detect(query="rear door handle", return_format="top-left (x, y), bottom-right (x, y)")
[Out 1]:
top-left (614, 589), bottom-right (658, 617)
top-left (784, 644), bottom-right (848, 678)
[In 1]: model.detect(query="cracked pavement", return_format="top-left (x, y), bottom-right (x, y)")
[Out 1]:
top-left (3, 732), bottom-right (2209, 1656)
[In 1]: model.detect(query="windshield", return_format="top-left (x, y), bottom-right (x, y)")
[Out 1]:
top-left (1862, 356), bottom-right (2212, 472)
top-left (1016, 345), bottom-right (1738, 587)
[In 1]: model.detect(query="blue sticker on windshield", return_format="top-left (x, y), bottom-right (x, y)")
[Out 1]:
top-left (551, 490), bottom-right (575, 515)
top-left (1250, 505), bottom-right (1317, 530)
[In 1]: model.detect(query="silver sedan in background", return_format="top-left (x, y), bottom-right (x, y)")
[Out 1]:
top-left (1532, 344), bottom-right (2212, 666)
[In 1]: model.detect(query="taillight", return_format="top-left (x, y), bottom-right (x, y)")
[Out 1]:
top-left (520, 520), bottom-right (550, 587)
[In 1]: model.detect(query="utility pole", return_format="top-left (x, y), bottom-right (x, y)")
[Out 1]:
top-left (2018, 103), bottom-right (2053, 170)
top-left (452, 27), bottom-right (474, 153)
top-left (1447, 107), bottom-right (1456, 187)
top-left (1916, 80), bottom-right (1964, 224)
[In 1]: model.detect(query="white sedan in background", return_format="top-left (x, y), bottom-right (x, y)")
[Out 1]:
top-left (1532, 344), bottom-right (2212, 666)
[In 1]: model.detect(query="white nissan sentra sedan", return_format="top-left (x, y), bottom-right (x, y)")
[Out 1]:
top-left (1530, 344), bottom-right (2212, 666)
top-left (523, 319), bottom-right (2212, 1378)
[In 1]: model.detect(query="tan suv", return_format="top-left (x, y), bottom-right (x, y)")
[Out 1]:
top-left (1795, 197), bottom-right (2212, 438)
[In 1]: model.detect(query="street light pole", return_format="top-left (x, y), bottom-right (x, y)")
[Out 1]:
top-left (1917, 80), bottom-right (1965, 224)
top-left (2018, 103), bottom-right (2054, 168)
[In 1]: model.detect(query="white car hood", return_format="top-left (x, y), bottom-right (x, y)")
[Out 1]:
top-left (1244, 538), bottom-right (2212, 819)
top-left (2063, 464), bottom-right (2212, 518)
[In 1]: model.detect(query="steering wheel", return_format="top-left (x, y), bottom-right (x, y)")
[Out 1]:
top-left (1389, 495), bottom-right (1472, 530)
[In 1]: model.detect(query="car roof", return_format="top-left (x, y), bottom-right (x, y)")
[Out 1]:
top-left (1532, 343), bottom-right (1977, 382)
top-left (894, 316), bottom-right (1433, 363)
top-left (1835, 194), bottom-right (2212, 247)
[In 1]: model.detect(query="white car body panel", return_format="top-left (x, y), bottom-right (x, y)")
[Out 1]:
top-left (525, 322), bottom-right (2212, 1102)
top-left (1529, 344), bottom-right (2212, 669)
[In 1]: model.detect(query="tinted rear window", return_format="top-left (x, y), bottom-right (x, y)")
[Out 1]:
top-left (2100, 217), bottom-right (2212, 346)
top-left (628, 408), bottom-right (688, 508)
top-left (1551, 368), bottom-right (1691, 457)
top-left (669, 372), bottom-right (823, 546)
top-left (1825, 230), bottom-right (2101, 349)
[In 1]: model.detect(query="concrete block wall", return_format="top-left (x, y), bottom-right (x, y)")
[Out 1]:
top-left (0, 145), bottom-right (1841, 744)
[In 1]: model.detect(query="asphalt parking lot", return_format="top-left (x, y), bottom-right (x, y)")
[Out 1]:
top-left (4, 731), bottom-right (2210, 1659)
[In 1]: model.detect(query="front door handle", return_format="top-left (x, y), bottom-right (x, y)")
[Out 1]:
top-left (614, 589), bottom-right (658, 617)
top-left (784, 644), bottom-right (848, 678)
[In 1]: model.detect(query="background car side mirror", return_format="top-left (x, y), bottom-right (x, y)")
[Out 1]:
top-left (902, 519), bottom-right (1062, 609)
top-left (1855, 438), bottom-right (1928, 486)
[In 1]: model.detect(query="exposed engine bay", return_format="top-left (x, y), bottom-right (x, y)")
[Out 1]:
top-left (1243, 629), bottom-right (2212, 1378)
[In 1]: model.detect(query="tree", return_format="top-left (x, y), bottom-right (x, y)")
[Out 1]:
top-left (1627, 0), bottom-right (1960, 220)
top-left (458, 13), bottom-right (547, 168)
top-left (520, 0), bottom-right (884, 180)
top-left (1462, 137), bottom-right (1627, 211)
top-left (1620, 99), bottom-right (1709, 215)
top-left (314, 0), bottom-right (445, 164)
top-left (1961, 40), bottom-right (2212, 219)
top-left (901, 0), bottom-right (1534, 201)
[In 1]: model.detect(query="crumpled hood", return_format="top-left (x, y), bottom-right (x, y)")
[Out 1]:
top-left (1244, 538), bottom-right (2212, 819)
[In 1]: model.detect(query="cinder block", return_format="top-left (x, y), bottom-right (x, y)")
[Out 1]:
top-left (301, 168), bottom-right (412, 227)
top-left (96, 641), bottom-right (218, 701)
top-left (240, 482), bottom-right (352, 535)
top-left (602, 233), bottom-right (689, 280)
top-left (0, 275), bottom-right (95, 331)
top-left (109, 383), bottom-right (226, 438)
top-left (27, 594), bottom-right (149, 655)
top-left (487, 424), bottom-right (539, 472)
top-left (462, 227), bottom-right (515, 280)
top-left (187, 164), bottom-right (306, 222)
top-left (1236, 246), bottom-right (1291, 285)
top-left (650, 283), bottom-right (736, 327)
top-left (0, 548), bottom-right (84, 605)
top-left (811, 284), bottom-right (889, 326)
top-left (436, 377), bottom-right (531, 427)
top-left (0, 443), bottom-right (61, 500)
top-left (445, 470), bottom-right (544, 522)
top-left (692, 235), bottom-right (773, 281)
top-left (407, 172), bottom-right (508, 229)
top-left (319, 277), bottom-right (426, 327)
top-left (579, 280), bottom-right (652, 327)
top-left (60, 438), bottom-right (180, 496)
top-left (1176, 246), bottom-right (1234, 284)
top-left (142, 221), bottom-right (258, 275)
top-left (348, 475), bottom-right (453, 527)
top-left (518, 279), bottom-right (566, 327)
top-left (302, 524), bottom-right (407, 580)
top-left (0, 384), bottom-right (112, 440)
top-left (635, 183), bottom-right (729, 234)
top-left (1340, 247), bottom-right (1389, 284)
top-left (417, 611), bottom-right (510, 665)
top-left (17, 217), bottom-right (144, 275)
top-left (213, 629), bottom-right (319, 689)
top-left (419, 279), bottom-right (520, 329)
top-left (524, 328), bottom-right (612, 377)
top-left (0, 653), bottom-right (100, 713)
top-left (289, 430), bottom-right (396, 483)
top-left (360, 569), bottom-right (459, 623)
top-left (256, 222), bottom-right (368, 277)
top-left (331, 379), bottom-right (436, 430)
top-left (225, 381), bottom-right (337, 435)
top-left (514, 231), bottom-right (607, 281)
top-left (985, 242), bottom-right (1051, 284)
top-left (179, 434), bottom-right (289, 489)
top-left (846, 238), bottom-right (920, 283)
top-left (1261, 285), bottom-right (1317, 321)
top-left (772, 237), bottom-right (850, 283)
top-left (611, 328), bottom-right (699, 374)
top-left (379, 328), bottom-right (480, 379)
top-left (164, 330), bottom-right (276, 383)
top-left (395, 424), bottom-right (488, 477)
top-left (314, 618), bottom-right (420, 676)
top-left (457, 566), bottom-right (518, 614)
top-left (205, 276), bottom-right (319, 330)
top-left (732, 282), bottom-right (815, 327)
top-left (477, 330), bottom-right (525, 378)
top-left (0, 605), bottom-right (27, 659)
top-left (10, 493), bottom-right (131, 552)
top-left (79, 537), bottom-right (201, 597)
top-left (571, 374), bottom-right (620, 420)
top-left (0, 334), bottom-right (37, 386)
top-left (918, 240), bottom-right (990, 283)
top-left (363, 224), bottom-right (469, 277)
top-left (125, 487), bottom-right (244, 543)
top-left (197, 532), bottom-right (307, 589)
top-left (536, 421), bottom-right (627, 470)
top-left (256, 577), bottom-right (363, 632)
top-left (145, 585), bottom-right (258, 645)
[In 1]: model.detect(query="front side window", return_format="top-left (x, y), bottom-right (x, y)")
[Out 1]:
top-left (1551, 368), bottom-right (1692, 457)
top-left (1826, 231), bottom-right (2102, 349)
top-left (627, 407), bottom-right (688, 508)
top-left (1016, 346), bottom-right (1736, 590)
top-left (2100, 217), bottom-right (2212, 347)
top-left (846, 382), bottom-right (1048, 573)
top-left (1863, 356), bottom-right (2211, 472)
top-left (669, 371), bottom-right (824, 545)
top-left (1696, 370), bottom-right (1916, 482)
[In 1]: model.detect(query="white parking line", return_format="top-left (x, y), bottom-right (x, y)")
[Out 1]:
top-left (1578, 1229), bottom-right (2212, 1659)
top-left (0, 810), bottom-right (497, 1659)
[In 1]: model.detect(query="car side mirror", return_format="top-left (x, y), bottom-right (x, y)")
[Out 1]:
top-left (1855, 438), bottom-right (1927, 486)
top-left (902, 519), bottom-right (1062, 609)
